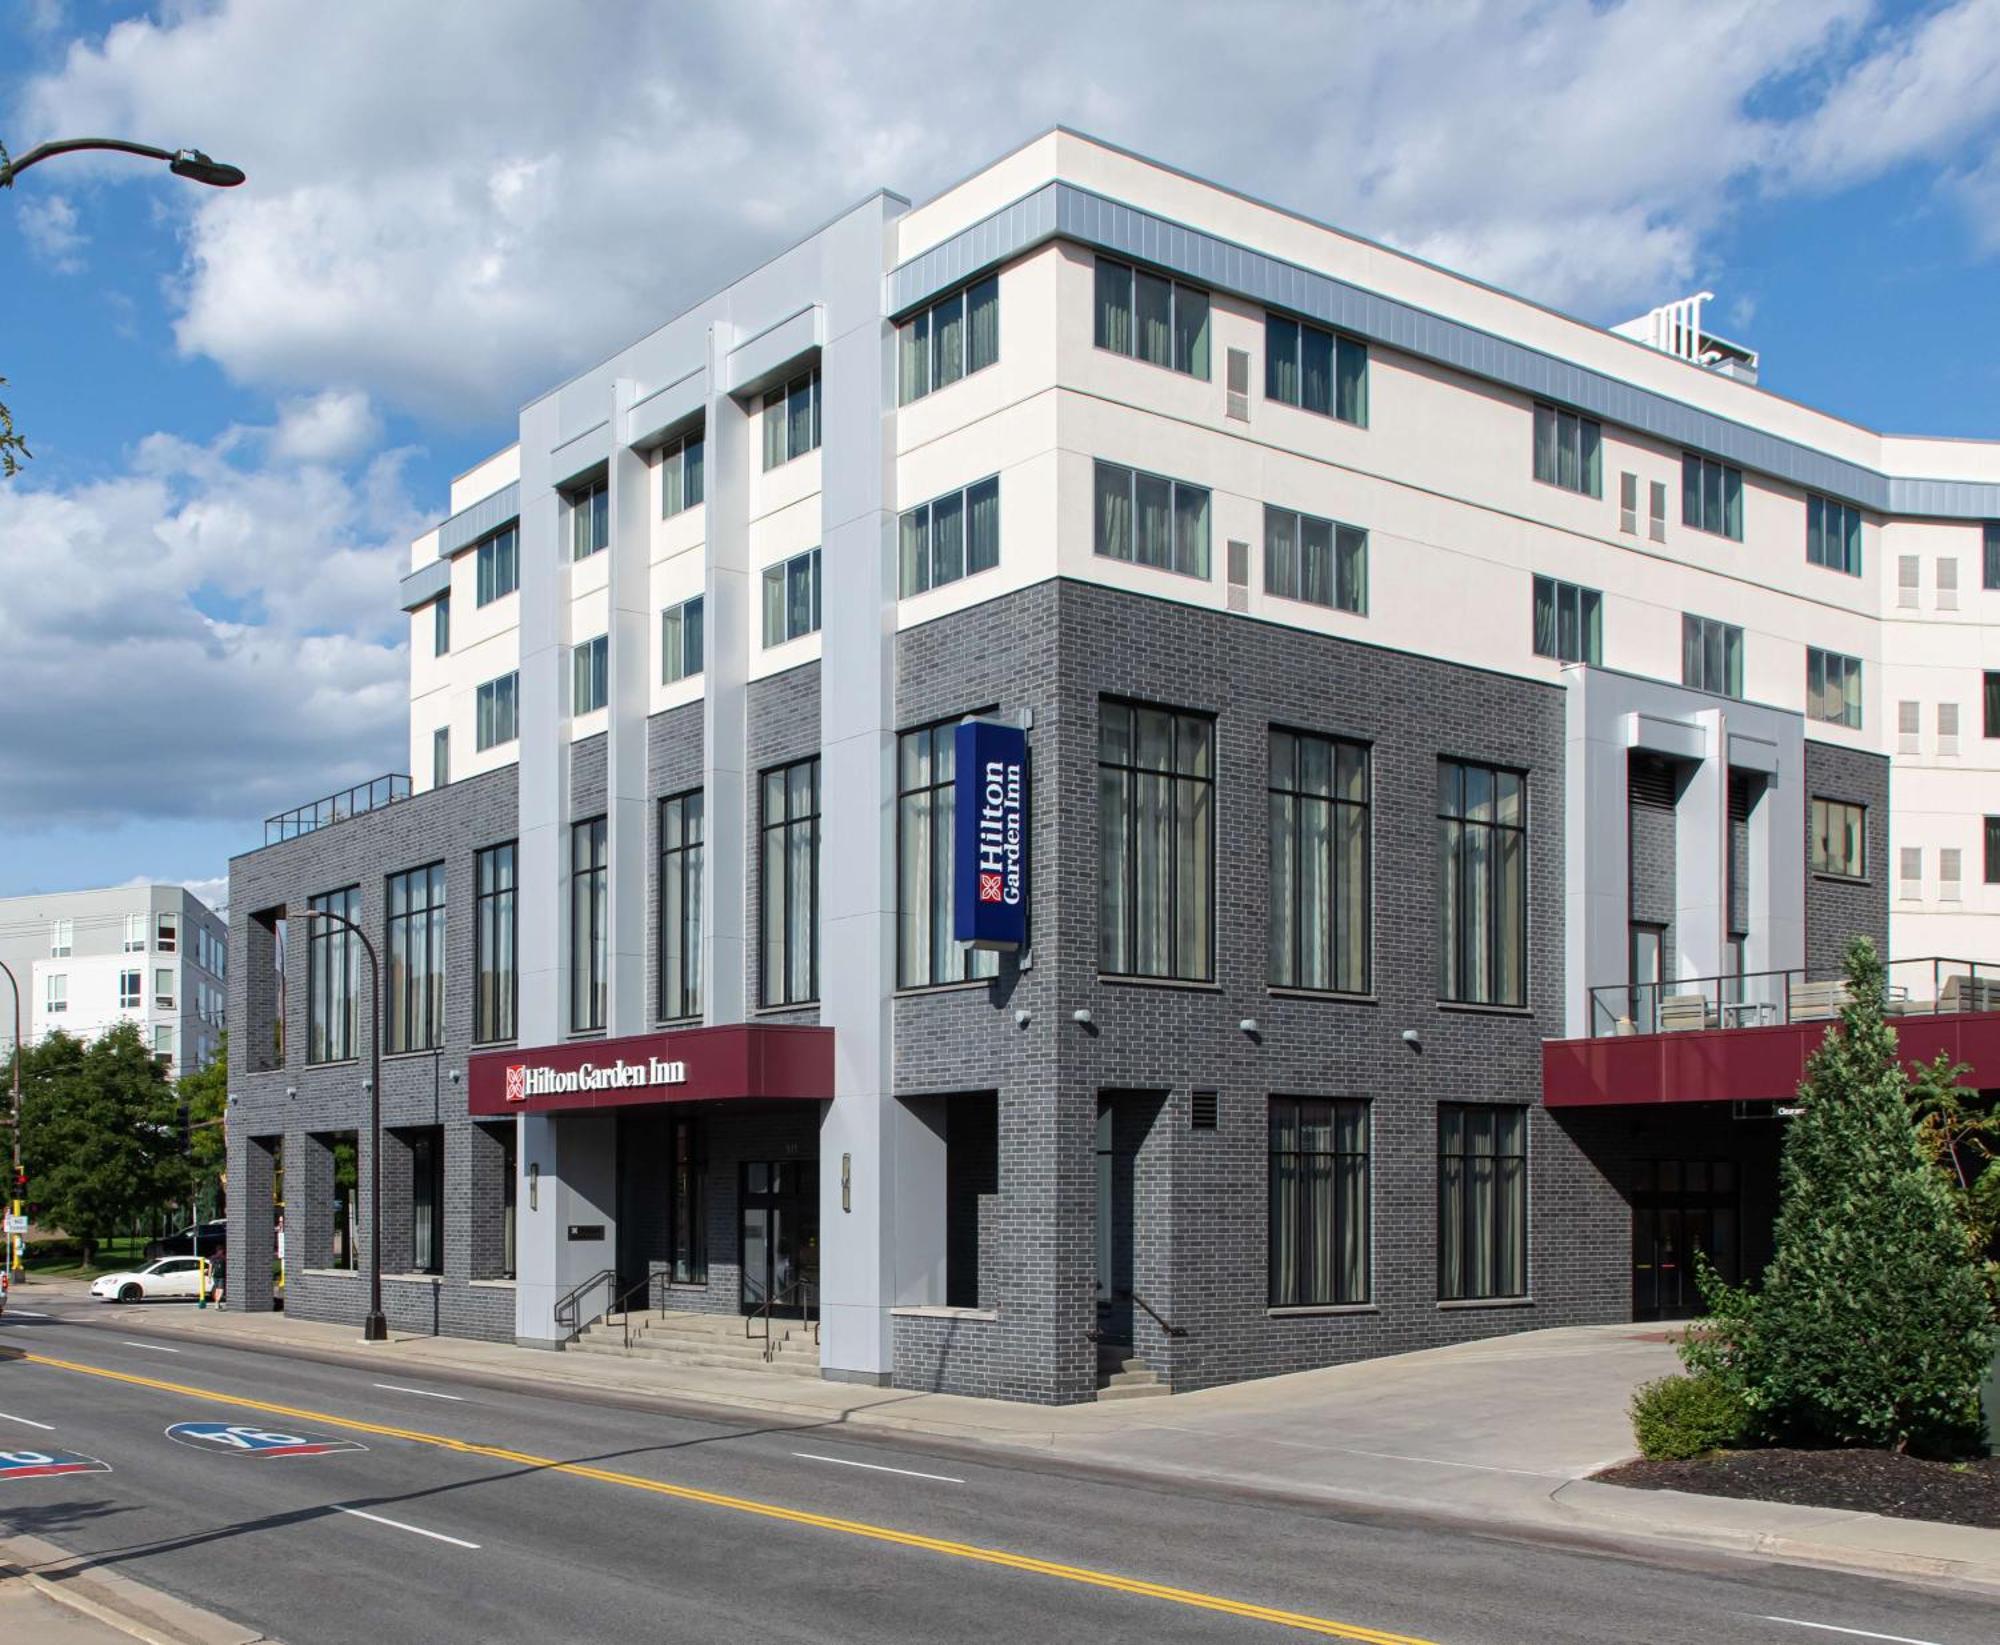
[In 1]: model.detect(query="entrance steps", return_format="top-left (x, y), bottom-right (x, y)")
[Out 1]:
top-left (571, 1308), bottom-right (823, 1380)
top-left (1095, 1349), bottom-right (1169, 1402)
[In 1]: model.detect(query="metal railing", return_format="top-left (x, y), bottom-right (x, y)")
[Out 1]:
top-left (606, 1273), bottom-right (663, 1350)
top-left (264, 773), bottom-right (411, 845)
top-left (553, 1267), bottom-right (616, 1343)
top-left (1588, 956), bottom-right (2000, 1039)
top-left (1085, 1285), bottom-right (1188, 1341)
top-left (744, 1277), bottom-right (818, 1361)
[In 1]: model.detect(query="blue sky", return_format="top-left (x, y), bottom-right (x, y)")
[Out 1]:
top-left (3, 0), bottom-right (1999, 910)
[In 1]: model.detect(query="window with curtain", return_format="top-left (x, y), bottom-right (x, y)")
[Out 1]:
top-left (1985, 524), bottom-right (2000, 590)
top-left (761, 367), bottom-right (821, 470)
top-left (1438, 1105), bottom-right (1527, 1300)
top-left (1093, 460), bottom-right (1210, 579)
top-left (1269, 730), bottom-right (1370, 994)
top-left (1985, 671), bottom-right (2000, 738)
top-left (1437, 759), bottom-right (1527, 1007)
top-left (662, 595), bottom-right (704, 683)
top-left (761, 547), bottom-right (822, 646)
top-left (899, 275), bottom-right (999, 404)
top-left (568, 476), bottom-right (609, 561)
top-left (410, 1128), bottom-right (444, 1276)
top-left (1531, 403), bottom-right (1602, 497)
top-left (385, 863), bottom-right (446, 1054)
top-left (659, 791), bottom-right (703, 1022)
top-left (1681, 452), bottom-right (1744, 540)
top-left (1099, 700), bottom-right (1214, 981)
top-left (1806, 647), bottom-right (1862, 729)
top-left (1681, 614), bottom-right (1744, 699)
top-left (476, 523), bottom-right (519, 605)
top-left (474, 842), bottom-right (516, 1043)
top-left (660, 431), bottom-right (704, 517)
top-left (1269, 1098), bottom-right (1370, 1306)
top-left (475, 672), bottom-right (519, 750)
top-left (1809, 799), bottom-right (1866, 879)
top-left (570, 819), bottom-right (608, 1031)
top-left (432, 727), bottom-right (449, 790)
top-left (1985, 816), bottom-right (2000, 884)
top-left (306, 886), bottom-right (361, 1064)
top-left (1531, 576), bottom-right (1603, 664)
top-left (1264, 504), bottom-right (1367, 614)
top-left (1806, 494), bottom-right (1862, 575)
top-left (897, 721), bottom-right (1002, 989)
top-left (761, 758), bottom-right (820, 1006)
top-left (432, 594), bottom-right (451, 657)
top-left (1264, 312), bottom-right (1367, 425)
top-left (1093, 257), bottom-right (1209, 378)
top-left (901, 475), bottom-right (1000, 596)
top-left (571, 633), bottom-right (609, 715)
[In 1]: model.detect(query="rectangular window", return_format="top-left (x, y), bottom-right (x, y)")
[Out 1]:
top-left (900, 475), bottom-right (1001, 596)
top-left (1093, 460), bottom-right (1210, 579)
top-left (410, 1128), bottom-right (443, 1276)
top-left (1437, 759), bottom-right (1528, 1007)
top-left (571, 818), bottom-right (608, 1032)
top-left (897, 722), bottom-right (1001, 989)
top-left (123, 913), bottom-right (146, 953)
top-left (1268, 730), bottom-right (1370, 994)
top-left (659, 792), bottom-right (704, 1022)
top-left (1263, 504), bottom-right (1367, 614)
top-left (1531, 576), bottom-right (1603, 664)
top-left (1648, 479), bottom-right (1668, 542)
top-left (668, 1115), bottom-right (705, 1284)
top-left (1681, 452), bottom-right (1744, 540)
top-left (761, 367), bottom-right (821, 470)
top-left (474, 842), bottom-right (517, 1044)
top-left (659, 432), bottom-right (704, 517)
top-left (1098, 701), bottom-right (1214, 982)
top-left (1264, 312), bottom-right (1367, 425)
top-left (153, 1024), bottom-right (173, 1063)
top-left (48, 918), bottom-right (71, 957)
top-left (1985, 524), bottom-right (2000, 591)
top-left (306, 886), bottom-right (360, 1064)
top-left (154, 966), bottom-right (175, 1008)
top-left (1898, 699), bottom-right (1921, 754)
top-left (761, 547), bottom-right (822, 647)
top-left (1268, 1098), bottom-right (1370, 1307)
top-left (1898, 554), bottom-right (1921, 608)
top-left (1806, 647), bottom-right (1863, 729)
top-left (119, 970), bottom-right (141, 1010)
top-left (662, 595), bottom-right (704, 683)
top-left (899, 275), bottom-right (999, 404)
top-left (433, 594), bottom-right (451, 657)
top-left (1810, 798), bottom-right (1866, 879)
top-left (1942, 848), bottom-right (1962, 901)
top-left (385, 863), bottom-right (447, 1054)
top-left (475, 524), bottom-right (519, 605)
top-left (1941, 701), bottom-right (1961, 754)
top-left (1806, 494), bottom-right (1863, 575)
top-left (568, 475), bottom-right (609, 561)
top-left (1938, 557), bottom-right (1959, 610)
top-left (1619, 471), bottom-right (1638, 534)
top-left (1094, 257), bottom-right (1209, 378)
top-left (1532, 403), bottom-right (1603, 497)
top-left (43, 973), bottom-right (66, 1013)
top-left (156, 913), bottom-right (177, 952)
top-left (761, 758), bottom-right (820, 1006)
top-left (432, 726), bottom-right (449, 790)
top-left (571, 633), bottom-right (609, 715)
top-left (1438, 1105), bottom-right (1527, 1301)
top-left (1988, 672), bottom-right (2000, 739)
top-left (1985, 817), bottom-right (2000, 884)
top-left (475, 672), bottom-right (520, 751)
top-left (1900, 846), bottom-right (1923, 901)
top-left (1681, 614), bottom-right (1744, 699)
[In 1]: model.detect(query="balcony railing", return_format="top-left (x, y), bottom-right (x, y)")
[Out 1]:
top-left (1588, 957), bottom-right (2000, 1038)
top-left (264, 773), bottom-right (411, 845)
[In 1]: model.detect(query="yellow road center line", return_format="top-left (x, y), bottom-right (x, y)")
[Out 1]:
top-left (13, 1349), bottom-right (1435, 1643)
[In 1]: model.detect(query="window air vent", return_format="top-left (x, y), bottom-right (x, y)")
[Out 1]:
top-left (1191, 1088), bottom-right (1219, 1130)
top-left (1226, 349), bottom-right (1251, 421)
top-left (1898, 700), bottom-right (1921, 754)
top-left (1937, 557), bottom-right (1959, 611)
top-left (1628, 753), bottom-right (1678, 810)
top-left (1728, 771), bottom-right (1757, 823)
top-left (1226, 539), bottom-right (1250, 612)
top-left (1898, 555), bottom-right (1920, 608)
top-left (1619, 472), bottom-right (1638, 535)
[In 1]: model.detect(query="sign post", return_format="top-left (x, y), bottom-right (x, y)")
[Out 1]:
top-left (953, 718), bottom-right (1029, 952)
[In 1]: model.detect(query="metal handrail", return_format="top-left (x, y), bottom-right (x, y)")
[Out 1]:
top-left (1588, 955), bottom-right (2000, 1038)
top-left (1084, 1283), bottom-right (1188, 1341)
top-left (606, 1273), bottom-right (661, 1350)
top-left (744, 1277), bottom-right (819, 1361)
top-left (552, 1267), bottom-right (616, 1343)
top-left (264, 773), bottom-right (411, 845)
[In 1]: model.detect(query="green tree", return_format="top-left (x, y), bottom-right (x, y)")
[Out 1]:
top-left (178, 1031), bottom-right (229, 1219)
top-left (1908, 1052), bottom-right (2000, 1309)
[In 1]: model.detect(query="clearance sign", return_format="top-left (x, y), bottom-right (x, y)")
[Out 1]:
top-left (953, 718), bottom-right (1028, 951)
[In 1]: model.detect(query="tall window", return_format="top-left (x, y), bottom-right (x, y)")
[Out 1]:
top-left (476, 672), bottom-right (519, 750)
top-left (668, 1115), bottom-right (705, 1284)
top-left (475, 523), bottom-right (519, 605)
top-left (1810, 799), bottom-right (1866, 880)
top-left (1807, 647), bottom-right (1862, 728)
top-left (1532, 403), bottom-right (1602, 497)
top-left (119, 970), bottom-right (141, 1009)
top-left (659, 792), bottom-right (703, 1022)
top-left (572, 633), bottom-right (609, 714)
top-left (474, 843), bottom-right (517, 1044)
top-left (1807, 494), bottom-right (1862, 575)
top-left (157, 912), bottom-right (178, 951)
top-left (571, 818), bottom-right (608, 1031)
top-left (432, 727), bottom-right (449, 790)
top-left (385, 863), bottom-right (446, 1054)
top-left (306, 886), bottom-right (361, 1064)
top-left (1682, 452), bottom-right (1744, 540)
top-left (1094, 257), bottom-right (1209, 378)
top-left (1098, 701), bottom-right (1214, 981)
top-left (433, 594), bottom-right (451, 657)
top-left (1984, 671), bottom-right (2000, 739)
top-left (1269, 1098), bottom-right (1370, 1307)
top-left (1269, 730), bottom-right (1370, 994)
top-left (43, 973), bottom-right (66, 1013)
top-left (1094, 460), bottom-right (1210, 579)
top-left (410, 1129), bottom-right (443, 1276)
top-left (1985, 523), bottom-right (2000, 591)
top-left (899, 275), bottom-right (999, 404)
top-left (1985, 816), bottom-right (2000, 884)
top-left (1437, 760), bottom-right (1527, 1008)
top-left (662, 595), bottom-right (703, 683)
top-left (761, 758), bottom-right (820, 1006)
top-left (901, 475), bottom-right (1000, 596)
top-left (568, 476), bottom-right (609, 560)
top-left (761, 367), bottom-right (821, 470)
top-left (49, 918), bottom-right (71, 957)
top-left (1264, 504), bottom-right (1366, 614)
top-left (154, 967), bottom-right (175, 1008)
top-left (1682, 615), bottom-right (1744, 699)
top-left (897, 722), bottom-right (1001, 989)
top-left (660, 431), bottom-right (704, 517)
top-left (1438, 1105), bottom-right (1528, 1301)
top-left (761, 547), bottom-right (821, 646)
top-left (1265, 313), bottom-right (1367, 426)
top-left (123, 913), bottom-right (146, 952)
top-left (1532, 576), bottom-right (1603, 664)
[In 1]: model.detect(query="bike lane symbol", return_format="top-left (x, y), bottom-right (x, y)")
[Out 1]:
top-left (0, 1447), bottom-right (112, 1481)
top-left (165, 1421), bottom-right (367, 1459)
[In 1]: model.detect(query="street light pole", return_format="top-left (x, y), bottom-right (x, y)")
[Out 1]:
top-left (291, 907), bottom-right (387, 1342)
top-left (0, 960), bottom-right (20, 1278)
top-left (0, 137), bottom-right (245, 189)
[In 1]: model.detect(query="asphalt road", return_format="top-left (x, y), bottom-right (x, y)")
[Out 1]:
top-left (0, 1298), bottom-right (1993, 1645)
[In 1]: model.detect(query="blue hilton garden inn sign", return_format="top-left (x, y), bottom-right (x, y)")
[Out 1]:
top-left (953, 718), bottom-right (1028, 950)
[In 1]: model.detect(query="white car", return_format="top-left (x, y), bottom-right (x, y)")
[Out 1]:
top-left (90, 1256), bottom-right (208, 1304)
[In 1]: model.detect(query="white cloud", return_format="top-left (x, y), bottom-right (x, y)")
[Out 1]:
top-left (270, 389), bottom-right (381, 464)
top-left (17, 190), bottom-right (87, 272)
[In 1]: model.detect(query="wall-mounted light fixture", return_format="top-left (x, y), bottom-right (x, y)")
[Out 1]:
top-left (1013, 1008), bottom-right (1031, 1028)
top-left (1071, 1008), bottom-right (1093, 1026)
top-left (1401, 1028), bottom-right (1422, 1051)
top-left (841, 1152), bottom-right (852, 1213)
top-left (527, 1162), bottom-right (540, 1212)
top-left (285, 1086), bottom-right (298, 1100)
top-left (1237, 1018), bottom-right (1259, 1036)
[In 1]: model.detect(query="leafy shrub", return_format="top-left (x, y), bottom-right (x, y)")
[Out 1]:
top-left (1632, 1372), bottom-right (1746, 1460)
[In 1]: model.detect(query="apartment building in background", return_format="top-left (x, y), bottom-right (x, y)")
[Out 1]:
top-left (227, 129), bottom-right (2000, 1403)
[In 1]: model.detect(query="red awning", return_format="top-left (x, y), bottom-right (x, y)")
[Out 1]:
top-left (467, 1024), bottom-right (832, 1116)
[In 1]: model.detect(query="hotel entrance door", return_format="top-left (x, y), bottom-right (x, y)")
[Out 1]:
top-left (739, 1159), bottom-right (817, 1315)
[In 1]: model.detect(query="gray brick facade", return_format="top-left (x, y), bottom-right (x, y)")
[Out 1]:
top-left (1802, 739), bottom-right (1891, 976)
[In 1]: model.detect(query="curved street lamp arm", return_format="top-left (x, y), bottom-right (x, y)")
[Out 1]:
top-left (1, 137), bottom-right (244, 189)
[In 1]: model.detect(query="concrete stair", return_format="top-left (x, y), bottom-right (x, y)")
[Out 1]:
top-left (571, 1308), bottom-right (823, 1379)
top-left (1095, 1349), bottom-right (1169, 1402)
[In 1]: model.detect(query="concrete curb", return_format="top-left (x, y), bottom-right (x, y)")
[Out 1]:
top-left (0, 1534), bottom-right (275, 1645)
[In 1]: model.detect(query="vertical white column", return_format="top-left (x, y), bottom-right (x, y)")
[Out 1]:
top-left (702, 329), bottom-right (749, 1027)
top-left (605, 382), bottom-right (651, 1037)
top-left (1674, 710), bottom-right (1727, 985)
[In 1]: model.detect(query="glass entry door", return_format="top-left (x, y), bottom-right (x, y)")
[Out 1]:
top-left (1632, 1159), bottom-right (1739, 1320)
top-left (739, 1159), bottom-right (817, 1315)
top-left (1094, 1100), bottom-right (1134, 1345)
top-left (1629, 923), bottom-right (1664, 1033)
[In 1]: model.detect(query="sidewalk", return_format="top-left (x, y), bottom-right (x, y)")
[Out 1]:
top-left (14, 1281), bottom-right (2000, 1594)
top-left (0, 1533), bottom-right (269, 1645)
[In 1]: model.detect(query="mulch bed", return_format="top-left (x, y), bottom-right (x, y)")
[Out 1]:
top-left (1597, 1448), bottom-right (2000, 1528)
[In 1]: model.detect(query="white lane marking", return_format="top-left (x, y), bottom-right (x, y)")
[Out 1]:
top-left (334, 1507), bottom-right (480, 1549)
top-left (372, 1383), bottom-right (464, 1402)
top-left (792, 1451), bottom-right (964, 1484)
top-left (0, 1412), bottom-right (56, 1431)
top-left (3, 1309), bottom-right (51, 1319)
top-left (120, 1341), bottom-right (181, 1354)
top-left (1763, 1619), bottom-right (1949, 1645)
